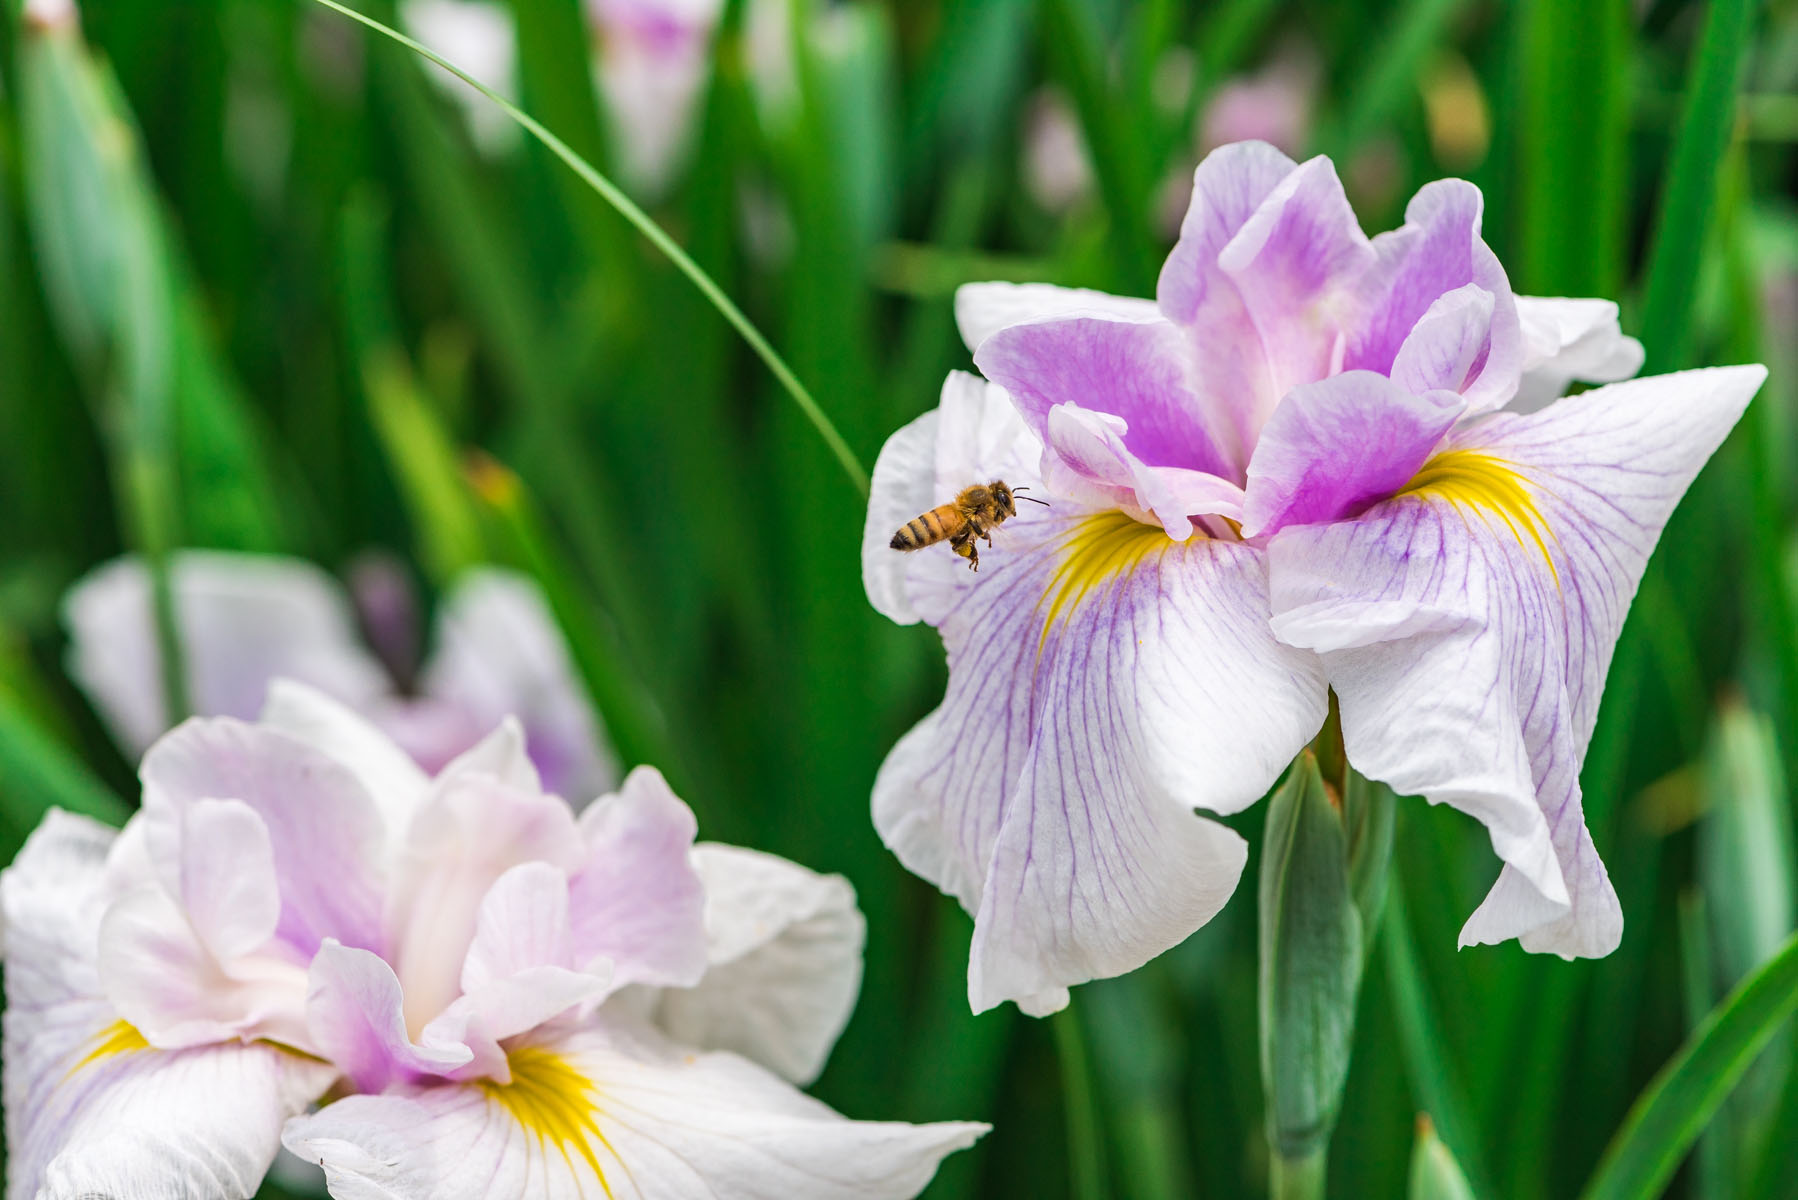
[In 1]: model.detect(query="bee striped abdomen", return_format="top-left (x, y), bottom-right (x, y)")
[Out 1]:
top-left (891, 506), bottom-right (959, 551)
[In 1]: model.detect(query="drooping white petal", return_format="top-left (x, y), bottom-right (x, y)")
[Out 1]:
top-left (283, 1018), bottom-right (985, 1200)
top-left (953, 280), bottom-right (1160, 355)
top-left (62, 553), bottom-right (390, 759)
top-left (1269, 365), bottom-right (1766, 957)
top-left (4, 811), bottom-right (334, 1200)
top-left (1511, 295), bottom-right (1646, 412)
top-left (876, 512), bottom-right (1326, 1012)
top-left (643, 843), bottom-right (865, 1085)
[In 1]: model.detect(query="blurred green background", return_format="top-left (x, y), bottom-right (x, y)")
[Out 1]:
top-left (1, 0), bottom-right (1795, 1196)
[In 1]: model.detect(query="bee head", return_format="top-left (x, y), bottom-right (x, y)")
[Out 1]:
top-left (989, 480), bottom-right (1017, 517)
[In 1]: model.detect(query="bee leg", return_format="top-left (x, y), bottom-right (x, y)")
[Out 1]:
top-left (951, 534), bottom-right (980, 572)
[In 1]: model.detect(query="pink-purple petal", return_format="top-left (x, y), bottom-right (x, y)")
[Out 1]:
top-left (305, 940), bottom-right (474, 1094)
top-left (139, 718), bottom-right (388, 959)
top-left (974, 315), bottom-right (1237, 483)
top-left (1243, 371), bottom-right (1463, 537)
top-left (567, 766), bottom-right (709, 990)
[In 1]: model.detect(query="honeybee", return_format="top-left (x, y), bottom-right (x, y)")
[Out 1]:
top-left (889, 480), bottom-right (1048, 571)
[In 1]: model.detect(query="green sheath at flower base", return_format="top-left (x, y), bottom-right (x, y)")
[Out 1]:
top-left (1259, 750), bottom-right (1367, 1195)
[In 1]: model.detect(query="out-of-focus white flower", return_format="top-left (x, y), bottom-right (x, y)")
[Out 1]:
top-left (62, 553), bottom-right (616, 806)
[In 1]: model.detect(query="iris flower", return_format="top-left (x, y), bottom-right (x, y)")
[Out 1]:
top-left (3, 683), bottom-right (983, 1198)
top-left (863, 140), bottom-right (1765, 1014)
top-left (64, 553), bottom-right (615, 805)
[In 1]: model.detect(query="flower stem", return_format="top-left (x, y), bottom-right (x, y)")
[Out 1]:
top-left (1270, 1145), bottom-right (1328, 1200)
top-left (1053, 1007), bottom-right (1108, 1200)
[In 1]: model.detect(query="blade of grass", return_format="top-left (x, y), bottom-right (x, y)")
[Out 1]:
top-left (1635, 0), bottom-right (1756, 375)
top-left (1055, 1006), bottom-right (1109, 1200)
top-left (1037, 0), bottom-right (1160, 292)
top-left (1582, 927), bottom-right (1798, 1200)
top-left (310, 0), bottom-right (868, 495)
top-left (1515, 0), bottom-right (1630, 297)
top-left (1382, 875), bottom-right (1496, 1200)
top-left (0, 685), bottom-right (130, 860)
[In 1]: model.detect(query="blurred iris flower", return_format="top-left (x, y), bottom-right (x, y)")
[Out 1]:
top-left (3, 685), bottom-right (983, 1198)
top-left (864, 140), bottom-right (1765, 1014)
top-left (63, 553), bottom-right (616, 806)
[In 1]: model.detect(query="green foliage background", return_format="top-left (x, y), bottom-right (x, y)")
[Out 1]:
top-left (1, 0), bottom-right (1796, 1196)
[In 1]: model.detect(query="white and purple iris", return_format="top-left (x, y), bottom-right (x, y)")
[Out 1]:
top-left (863, 140), bottom-right (1766, 1015)
top-left (63, 554), bottom-right (615, 808)
top-left (2, 684), bottom-right (983, 1198)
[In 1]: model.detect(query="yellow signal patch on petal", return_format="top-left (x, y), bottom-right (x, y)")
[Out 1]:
top-left (1399, 450), bottom-right (1558, 582)
top-left (69, 1019), bottom-right (150, 1077)
top-left (1038, 511), bottom-right (1176, 649)
top-left (480, 1046), bottom-right (618, 1198)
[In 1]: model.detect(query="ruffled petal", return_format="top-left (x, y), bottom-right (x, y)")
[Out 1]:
top-left (140, 716), bottom-right (389, 958)
top-left (1512, 295), bottom-right (1645, 412)
top-left (874, 512), bottom-right (1326, 1012)
top-left (97, 801), bottom-right (311, 1051)
top-left (1214, 154), bottom-right (1376, 401)
top-left (305, 940), bottom-right (475, 1094)
top-left (1042, 403), bottom-right (1247, 538)
top-left (954, 280), bottom-right (1160, 354)
top-left (4, 811), bottom-right (334, 1200)
top-left (61, 552), bottom-right (390, 759)
top-left (261, 680), bottom-right (432, 838)
top-left (567, 766), bottom-right (709, 989)
top-left (1390, 284), bottom-right (1497, 396)
top-left (975, 313), bottom-right (1238, 484)
top-left (1345, 179), bottom-right (1521, 411)
top-left (1157, 143), bottom-right (1305, 464)
top-left (420, 568), bottom-right (617, 806)
top-left (1268, 365), bottom-right (1766, 956)
top-left (283, 1019), bottom-right (985, 1200)
top-left (385, 774), bottom-right (586, 1034)
top-left (643, 843), bottom-right (864, 1085)
top-left (1242, 371), bottom-right (1463, 537)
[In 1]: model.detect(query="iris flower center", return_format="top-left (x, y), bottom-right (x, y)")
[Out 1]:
top-left (1399, 450), bottom-right (1558, 581)
top-left (69, 1018), bottom-right (150, 1076)
top-left (480, 1045), bottom-right (619, 1194)
top-left (1038, 512), bottom-right (1175, 647)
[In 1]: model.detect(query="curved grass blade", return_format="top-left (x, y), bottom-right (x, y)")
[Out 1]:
top-left (1636, 0), bottom-right (1756, 374)
top-left (1581, 929), bottom-right (1798, 1200)
top-left (307, 0), bottom-right (869, 496)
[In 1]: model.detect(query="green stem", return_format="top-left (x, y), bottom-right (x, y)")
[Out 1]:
top-left (1053, 1008), bottom-right (1107, 1200)
top-left (307, 0), bottom-right (869, 497)
top-left (1270, 1146), bottom-right (1327, 1200)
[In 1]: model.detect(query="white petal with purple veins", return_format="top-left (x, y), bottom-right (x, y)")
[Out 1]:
top-left (877, 512), bottom-right (1326, 1012)
top-left (1270, 365), bottom-right (1766, 956)
top-left (283, 1018), bottom-right (985, 1200)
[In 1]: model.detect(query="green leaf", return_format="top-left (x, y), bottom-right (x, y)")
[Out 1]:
top-left (0, 686), bottom-right (129, 861)
top-left (1635, 0), bottom-right (1756, 374)
top-left (1514, 0), bottom-right (1630, 297)
top-left (1260, 751), bottom-right (1364, 1164)
top-left (1581, 929), bottom-right (1798, 1200)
